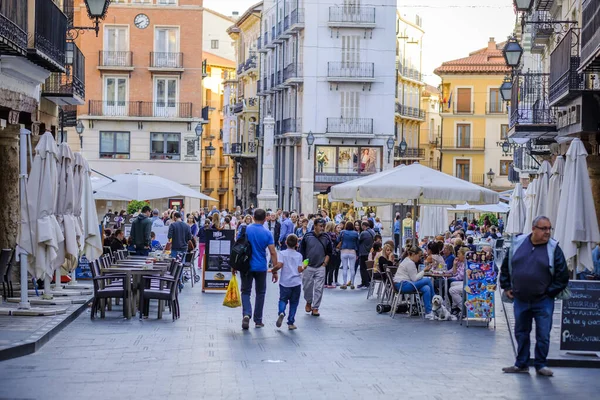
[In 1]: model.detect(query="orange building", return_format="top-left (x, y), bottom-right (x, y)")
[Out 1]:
top-left (68, 0), bottom-right (205, 214)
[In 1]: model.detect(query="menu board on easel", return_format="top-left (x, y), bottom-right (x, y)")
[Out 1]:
top-left (560, 280), bottom-right (600, 353)
top-left (463, 251), bottom-right (498, 327)
top-left (202, 229), bottom-right (235, 292)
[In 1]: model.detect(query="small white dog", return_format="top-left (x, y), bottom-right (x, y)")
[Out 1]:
top-left (431, 295), bottom-right (456, 321)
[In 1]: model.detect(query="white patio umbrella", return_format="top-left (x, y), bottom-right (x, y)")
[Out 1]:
top-left (505, 183), bottom-right (526, 235)
top-left (522, 178), bottom-right (537, 235)
top-left (419, 206), bottom-right (448, 237)
top-left (18, 132), bottom-right (64, 280)
top-left (329, 165), bottom-right (403, 203)
top-left (92, 169), bottom-right (217, 202)
top-left (554, 139), bottom-right (600, 273)
top-left (546, 156), bottom-right (565, 227)
top-left (533, 160), bottom-right (551, 219)
top-left (81, 157), bottom-right (103, 262)
top-left (69, 152), bottom-right (85, 285)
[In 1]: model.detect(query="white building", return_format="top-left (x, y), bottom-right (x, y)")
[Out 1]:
top-left (251, 0), bottom-right (397, 218)
top-left (203, 8), bottom-right (236, 61)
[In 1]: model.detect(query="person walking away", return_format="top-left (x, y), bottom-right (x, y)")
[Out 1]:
top-left (239, 209), bottom-right (278, 330)
top-left (500, 216), bottom-right (569, 377)
top-left (272, 234), bottom-right (303, 330)
top-left (299, 218), bottom-right (332, 316)
top-left (130, 206), bottom-right (153, 256)
top-left (393, 215), bottom-right (401, 254)
top-left (167, 212), bottom-right (192, 260)
top-left (279, 211), bottom-right (295, 250)
top-left (339, 221), bottom-right (359, 290)
top-left (498, 216), bottom-right (505, 235)
top-left (324, 222), bottom-right (340, 288)
top-left (393, 246), bottom-right (435, 320)
top-left (357, 221), bottom-right (375, 289)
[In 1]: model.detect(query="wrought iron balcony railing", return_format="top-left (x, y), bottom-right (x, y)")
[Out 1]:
top-left (149, 52), bottom-right (183, 68)
top-left (326, 118), bottom-right (373, 135)
top-left (440, 138), bottom-right (486, 151)
top-left (0, 0), bottom-right (28, 56)
top-left (396, 63), bottom-right (423, 82)
top-left (289, 8), bottom-right (305, 28)
top-left (394, 147), bottom-right (424, 158)
top-left (329, 6), bottom-right (375, 24)
top-left (42, 42), bottom-right (85, 104)
top-left (28, 0), bottom-right (67, 72)
top-left (395, 103), bottom-right (426, 120)
top-left (99, 51), bottom-right (133, 67)
top-left (284, 62), bottom-right (303, 80)
top-left (510, 72), bottom-right (556, 128)
top-left (327, 62), bottom-right (374, 79)
top-left (282, 118), bottom-right (299, 133)
top-left (531, 11), bottom-right (554, 44)
top-left (88, 100), bottom-right (193, 118)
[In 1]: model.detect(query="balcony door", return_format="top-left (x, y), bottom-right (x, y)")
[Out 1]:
top-left (456, 88), bottom-right (472, 113)
top-left (104, 26), bottom-right (128, 66)
top-left (456, 159), bottom-right (470, 182)
top-left (154, 77), bottom-right (177, 117)
top-left (456, 124), bottom-right (471, 148)
top-left (489, 88), bottom-right (501, 113)
top-left (341, 35), bottom-right (360, 73)
top-left (104, 77), bottom-right (127, 116)
top-left (340, 91), bottom-right (360, 131)
top-left (154, 27), bottom-right (179, 67)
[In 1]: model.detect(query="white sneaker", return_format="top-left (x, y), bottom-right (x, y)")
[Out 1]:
top-left (425, 313), bottom-right (435, 320)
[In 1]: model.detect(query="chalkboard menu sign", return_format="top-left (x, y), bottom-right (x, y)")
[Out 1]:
top-left (201, 229), bottom-right (235, 292)
top-left (560, 280), bottom-right (600, 353)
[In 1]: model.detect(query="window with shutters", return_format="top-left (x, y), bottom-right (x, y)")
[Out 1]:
top-left (456, 124), bottom-right (471, 148)
top-left (489, 88), bottom-right (502, 113)
top-left (341, 91), bottom-right (360, 119)
top-left (500, 124), bottom-right (509, 140)
top-left (456, 88), bottom-right (472, 113)
top-left (456, 159), bottom-right (470, 181)
top-left (341, 35), bottom-right (360, 66)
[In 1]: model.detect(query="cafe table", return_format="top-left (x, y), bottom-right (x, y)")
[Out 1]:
top-left (101, 266), bottom-right (166, 319)
top-left (424, 271), bottom-right (454, 303)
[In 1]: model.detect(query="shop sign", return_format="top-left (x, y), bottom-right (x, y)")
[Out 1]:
top-left (557, 105), bottom-right (581, 130)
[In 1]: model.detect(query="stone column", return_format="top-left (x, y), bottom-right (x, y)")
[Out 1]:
top-left (0, 125), bottom-right (20, 250)
top-left (257, 116), bottom-right (278, 211)
top-left (284, 141), bottom-right (291, 211)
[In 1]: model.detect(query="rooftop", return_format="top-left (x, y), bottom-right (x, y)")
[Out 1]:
top-left (203, 51), bottom-right (236, 69)
top-left (434, 38), bottom-right (511, 75)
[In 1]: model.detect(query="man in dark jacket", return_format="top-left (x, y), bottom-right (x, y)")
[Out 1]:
top-left (357, 221), bottom-right (375, 289)
top-left (500, 216), bottom-right (569, 377)
top-left (264, 212), bottom-right (281, 248)
top-left (168, 211), bottom-right (192, 260)
top-left (108, 229), bottom-right (126, 254)
top-left (130, 206), bottom-right (153, 256)
top-left (299, 218), bottom-right (332, 317)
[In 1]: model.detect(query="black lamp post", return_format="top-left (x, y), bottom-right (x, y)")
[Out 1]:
top-left (386, 137), bottom-right (395, 163)
top-left (502, 141), bottom-right (511, 154)
top-left (76, 120), bottom-right (84, 148)
top-left (500, 76), bottom-right (513, 102)
top-left (513, 0), bottom-right (534, 12)
top-left (503, 36), bottom-right (524, 68)
top-left (195, 122), bottom-right (203, 151)
top-left (306, 131), bottom-right (315, 160)
top-left (205, 142), bottom-right (216, 157)
top-left (399, 137), bottom-right (407, 158)
top-left (84, 0), bottom-right (111, 36)
top-left (487, 168), bottom-right (496, 187)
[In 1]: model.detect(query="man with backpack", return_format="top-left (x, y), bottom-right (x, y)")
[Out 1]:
top-left (235, 209), bottom-right (278, 330)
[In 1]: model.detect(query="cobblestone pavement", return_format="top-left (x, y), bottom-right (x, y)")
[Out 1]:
top-left (0, 278), bottom-right (597, 400)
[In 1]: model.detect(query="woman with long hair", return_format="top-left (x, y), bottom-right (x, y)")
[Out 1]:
top-left (211, 213), bottom-right (222, 230)
top-left (187, 215), bottom-right (198, 237)
top-left (324, 221), bottom-right (340, 288)
top-left (339, 221), bottom-right (359, 290)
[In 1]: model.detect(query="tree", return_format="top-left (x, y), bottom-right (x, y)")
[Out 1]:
top-left (127, 200), bottom-right (150, 216)
top-left (478, 213), bottom-right (498, 227)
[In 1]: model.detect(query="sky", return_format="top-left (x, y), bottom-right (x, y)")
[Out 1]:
top-left (203, 0), bottom-right (517, 86)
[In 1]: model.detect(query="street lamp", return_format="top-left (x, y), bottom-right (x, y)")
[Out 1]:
top-left (306, 131), bottom-right (315, 160)
top-left (84, 0), bottom-right (111, 36)
top-left (513, 0), bottom-right (534, 12)
top-left (503, 37), bottom-right (523, 68)
top-left (398, 137), bottom-right (407, 158)
top-left (502, 140), bottom-right (511, 154)
top-left (487, 168), bottom-right (496, 186)
top-left (65, 41), bottom-right (74, 65)
top-left (500, 76), bottom-right (513, 102)
top-left (386, 136), bottom-right (395, 163)
top-left (76, 120), bottom-right (84, 148)
top-left (205, 142), bottom-right (216, 157)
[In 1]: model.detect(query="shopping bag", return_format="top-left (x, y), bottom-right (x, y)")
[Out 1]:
top-left (223, 275), bottom-right (241, 308)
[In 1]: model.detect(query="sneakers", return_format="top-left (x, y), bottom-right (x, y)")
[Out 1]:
top-left (424, 313), bottom-right (435, 320)
top-left (305, 302), bottom-right (312, 313)
top-left (255, 322), bottom-right (265, 328)
top-left (502, 366), bottom-right (530, 374)
top-left (288, 324), bottom-right (297, 330)
top-left (242, 316), bottom-right (250, 330)
top-left (340, 285), bottom-right (347, 290)
top-left (276, 313), bottom-right (285, 328)
top-left (536, 367), bottom-right (554, 377)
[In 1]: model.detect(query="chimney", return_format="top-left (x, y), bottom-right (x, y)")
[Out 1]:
top-left (488, 37), bottom-right (496, 51)
top-left (232, 11), bottom-right (239, 18)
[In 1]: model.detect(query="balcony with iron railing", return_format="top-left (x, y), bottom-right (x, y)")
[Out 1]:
top-left (509, 72), bottom-right (556, 133)
top-left (0, 0), bottom-right (28, 56)
top-left (149, 52), bottom-right (183, 69)
top-left (27, 0), bottom-right (67, 73)
top-left (88, 100), bottom-right (193, 118)
top-left (440, 138), bottom-right (486, 151)
top-left (42, 42), bottom-right (85, 105)
top-left (327, 62), bottom-right (375, 82)
top-left (394, 147), bottom-right (424, 159)
top-left (289, 8), bottom-right (305, 31)
top-left (396, 62), bottom-right (423, 82)
top-left (326, 118), bottom-right (373, 135)
top-left (282, 118), bottom-right (301, 133)
top-left (512, 145), bottom-right (546, 173)
top-left (98, 51), bottom-right (133, 69)
top-left (531, 11), bottom-right (554, 45)
top-left (229, 142), bottom-right (257, 158)
top-left (580, 0), bottom-right (600, 73)
top-left (395, 103), bottom-right (426, 120)
top-left (328, 6), bottom-right (376, 26)
top-left (284, 62), bottom-right (303, 83)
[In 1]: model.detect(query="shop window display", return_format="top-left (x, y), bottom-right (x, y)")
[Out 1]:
top-left (315, 146), bottom-right (381, 175)
top-left (316, 146), bottom-right (336, 173)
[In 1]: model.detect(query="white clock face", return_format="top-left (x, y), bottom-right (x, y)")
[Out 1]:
top-left (134, 14), bottom-right (150, 29)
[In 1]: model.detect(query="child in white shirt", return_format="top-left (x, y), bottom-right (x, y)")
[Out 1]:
top-left (271, 234), bottom-right (304, 330)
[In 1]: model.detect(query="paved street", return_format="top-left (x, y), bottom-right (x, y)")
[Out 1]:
top-left (0, 280), bottom-right (597, 400)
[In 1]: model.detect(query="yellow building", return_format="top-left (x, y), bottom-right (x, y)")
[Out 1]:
top-left (395, 12), bottom-right (426, 165)
top-left (420, 85), bottom-right (441, 170)
top-left (202, 52), bottom-right (236, 209)
top-left (434, 38), bottom-right (513, 189)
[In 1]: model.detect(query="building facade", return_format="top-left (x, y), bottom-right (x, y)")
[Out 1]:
top-left (203, 8), bottom-right (236, 62)
top-left (201, 52), bottom-right (235, 210)
top-left (394, 12), bottom-right (426, 165)
top-left (420, 84), bottom-right (441, 170)
top-left (70, 0), bottom-right (205, 214)
top-left (435, 38), bottom-right (514, 190)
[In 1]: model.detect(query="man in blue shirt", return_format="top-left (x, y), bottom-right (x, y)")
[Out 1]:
top-left (279, 211), bottom-right (295, 250)
top-left (239, 209), bottom-right (278, 330)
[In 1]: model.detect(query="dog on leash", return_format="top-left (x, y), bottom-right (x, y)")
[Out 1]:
top-left (431, 295), bottom-right (456, 321)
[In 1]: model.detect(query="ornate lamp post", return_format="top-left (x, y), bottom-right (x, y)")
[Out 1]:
top-left (398, 137), bottom-right (407, 158)
top-left (513, 0), bottom-right (534, 12)
top-left (386, 136), bottom-right (395, 163)
top-left (306, 131), bottom-right (315, 160)
top-left (68, 0), bottom-right (111, 38)
top-left (502, 36), bottom-right (524, 68)
top-left (487, 168), bottom-right (496, 187)
top-left (76, 120), bottom-right (85, 148)
top-left (500, 76), bottom-right (513, 102)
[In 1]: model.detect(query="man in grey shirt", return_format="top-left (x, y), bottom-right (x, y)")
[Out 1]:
top-left (168, 211), bottom-right (192, 260)
top-left (299, 218), bottom-right (332, 317)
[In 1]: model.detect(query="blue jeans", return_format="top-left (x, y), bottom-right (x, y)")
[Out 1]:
top-left (513, 296), bottom-right (554, 370)
top-left (278, 284), bottom-right (301, 325)
top-left (135, 247), bottom-right (149, 256)
top-left (394, 278), bottom-right (434, 314)
top-left (241, 271), bottom-right (267, 324)
top-left (171, 249), bottom-right (185, 260)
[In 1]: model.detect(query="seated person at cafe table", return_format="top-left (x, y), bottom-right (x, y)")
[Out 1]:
top-left (442, 243), bottom-right (455, 270)
top-left (374, 243), bottom-right (395, 281)
top-left (448, 247), bottom-right (467, 315)
top-left (393, 246), bottom-right (435, 320)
